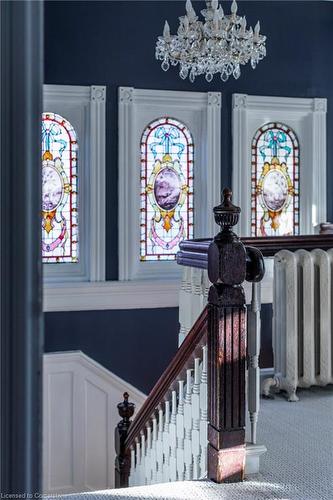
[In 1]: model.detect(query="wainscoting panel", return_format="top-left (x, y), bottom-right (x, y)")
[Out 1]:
top-left (45, 370), bottom-right (76, 493)
top-left (83, 380), bottom-right (109, 491)
top-left (43, 351), bottom-right (146, 494)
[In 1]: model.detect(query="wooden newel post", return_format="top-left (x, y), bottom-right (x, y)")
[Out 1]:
top-left (115, 392), bottom-right (135, 488)
top-left (207, 188), bottom-right (247, 483)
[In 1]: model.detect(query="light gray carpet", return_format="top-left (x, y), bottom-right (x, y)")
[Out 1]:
top-left (48, 386), bottom-right (333, 500)
top-left (256, 385), bottom-right (333, 499)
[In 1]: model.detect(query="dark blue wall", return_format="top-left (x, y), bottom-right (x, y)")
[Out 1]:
top-left (44, 0), bottom-right (332, 391)
top-left (45, 308), bottom-right (179, 394)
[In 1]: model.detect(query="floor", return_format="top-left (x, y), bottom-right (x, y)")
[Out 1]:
top-left (47, 386), bottom-right (333, 500)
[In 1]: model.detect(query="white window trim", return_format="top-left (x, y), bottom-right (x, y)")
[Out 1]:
top-left (42, 86), bottom-right (181, 312)
top-left (43, 84), bottom-right (106, 283)
top-left (43, 87), bottom-right (222, 312)
top-left (118, 87), bottom-right (221, 281)
top-left (232, 94), bottom-right (327, 237)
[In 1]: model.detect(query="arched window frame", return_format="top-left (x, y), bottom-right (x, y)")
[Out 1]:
top-left (251, 122), bottom-right (300, 237)
top-left (140, 117), bottom-right (194, 261)
top-left (42, 112), bottom-right (79, 263)
top-left (43, 84), bottom-right (106, 285)
top-left (118, 87), bottom-right (222, 281)
top-left (232, 94), bottom-right (327, 237)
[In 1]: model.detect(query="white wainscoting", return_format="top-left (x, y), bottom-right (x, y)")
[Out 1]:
top-left (43, 351), bottom-right (146, 494)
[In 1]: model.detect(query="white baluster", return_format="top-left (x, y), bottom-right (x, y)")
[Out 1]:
top-left (199, 345), bottom-right (208, 477)
top-left (169, 391), bottom-right (177, 481)
top-left (129, 445), bottom-right (135, 486)
top-left (145, 423), bottom-right (152, 485)
top-left (248, 282), bottom-right (261, 444)
top-left (156, 407), bottom-right (164, 483)
top-left (202, 270), bottom-right (210, 304)
top-left (163, 400), bottom-right (171, 482)
top-left (136, 437), bottom-right (141, 485)
top-left (178, 268), bottom-right (192, 345)
top-left (140, 430), bottom-right (146, 485)
top-left (179, 268), bottom-right (209, 346)
top-left (184, 369), bottom-right (193, 480)
top-left (151, 415), bottom-right (158, 483)
top-left (190, 268), bottom-right (203, 327)
top-left (176, 380), bottom-right (185, 481)
top-left (192, 358), bottom-right (201, 479)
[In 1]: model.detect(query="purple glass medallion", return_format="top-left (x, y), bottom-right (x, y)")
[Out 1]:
top-left (42, 164), bottom-right (64, 212)
top-left (262, 169), bottom-right (288, 211)
top-left (154, 168), bottom-right (181, 211)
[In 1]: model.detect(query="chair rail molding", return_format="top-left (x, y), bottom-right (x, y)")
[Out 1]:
top-left (232, 93), bottom-right (327, 237)
top-left (43, 84), bottom-right (106, 283)
top-left (118, 87), bottom-right (221, 281)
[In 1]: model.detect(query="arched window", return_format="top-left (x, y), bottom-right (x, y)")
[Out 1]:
top-left (42, 112), bottom-right (78, 263)
top-left (140, 117), bottom-right (194, 261)
top-left (251, 122), bottom-right (299, 237)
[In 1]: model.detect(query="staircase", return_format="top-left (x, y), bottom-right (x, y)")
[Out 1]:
top-left (115, 189), bottom-right (267, 487)
top-left (43, 191), bottom-right (333, 500)
top-left (45, 385), bottom-right (333, 499)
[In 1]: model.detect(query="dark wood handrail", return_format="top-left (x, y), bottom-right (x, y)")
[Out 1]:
top-left (177, 234), bottom-right (333, 268)
top-left (125, 306), bottom-right (208, 449)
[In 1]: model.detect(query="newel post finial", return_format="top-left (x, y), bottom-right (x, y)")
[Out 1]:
top-left (117, 392), bottom-right (135, 423)
top-left (115, 392), bottom-right (135, 488)
top-left (213, 188), bottom-right (241, 235)
top-left (208, 188), bottom-right (245, 287)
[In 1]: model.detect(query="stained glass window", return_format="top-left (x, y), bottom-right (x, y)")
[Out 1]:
top-left (251, 122), bottom-right (299, 237)
top-left (42, 112), bottom-right (78, 263)
top-left (140, 117), bottom-right (194, 261)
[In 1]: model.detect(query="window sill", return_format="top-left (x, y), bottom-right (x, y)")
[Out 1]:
top-left (43, 279), bottom-right (181, 312)
top-left (43, 267), bottom-right (273, 312)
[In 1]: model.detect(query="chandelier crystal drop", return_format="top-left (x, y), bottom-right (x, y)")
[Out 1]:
top-left (155, 0), bottom-right (267, 83)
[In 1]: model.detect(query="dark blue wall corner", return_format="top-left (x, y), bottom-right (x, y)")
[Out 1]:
top-left (44, 0), bottom-right (333, 390)
top-left (45, 307), bottom-right (179, 394)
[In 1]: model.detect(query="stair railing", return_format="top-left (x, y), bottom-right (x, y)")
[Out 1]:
top-left (115, 188), bottom-right (265, 486)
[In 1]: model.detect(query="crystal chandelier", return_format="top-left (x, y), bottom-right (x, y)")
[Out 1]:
top-left (155, 0), bottom-right (267, 83)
